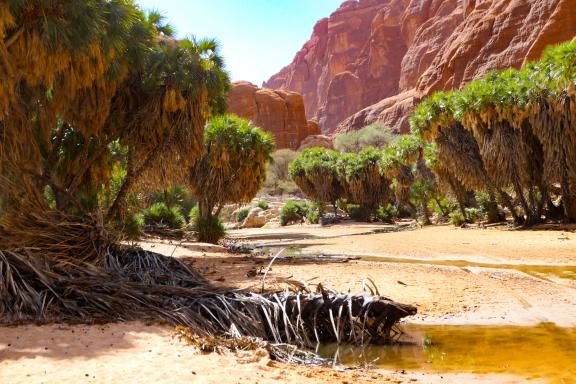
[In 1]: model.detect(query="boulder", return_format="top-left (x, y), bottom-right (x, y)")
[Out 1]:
top-left (240, 207), bottom-right (267, 229)
top-left (298, 135), bottom-right (334, 150)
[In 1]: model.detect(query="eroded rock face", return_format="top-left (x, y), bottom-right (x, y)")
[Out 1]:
top-left (226, 81), bottom-right (319, 149)
top-left (298, 135), bottom-right (334, 151)
top-left (265, 0), bottom-right (576, 135)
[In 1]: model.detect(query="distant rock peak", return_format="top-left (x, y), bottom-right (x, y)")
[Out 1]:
top-left (265, 0), bottom-right (576, 136)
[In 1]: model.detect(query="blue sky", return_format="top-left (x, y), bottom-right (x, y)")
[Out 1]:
top-left (136, 0), bottom-right (343, 85)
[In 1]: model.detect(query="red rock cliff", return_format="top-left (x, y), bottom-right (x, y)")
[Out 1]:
top-left (264, 0), bottom-right (576, 135)
top-left (226, 81), bottom-right (319, 149)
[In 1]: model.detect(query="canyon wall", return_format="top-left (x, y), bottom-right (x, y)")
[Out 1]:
top-left (264, 0), bottom-right (576, 135)
top-left (226, 81), bottom-right (320, 149)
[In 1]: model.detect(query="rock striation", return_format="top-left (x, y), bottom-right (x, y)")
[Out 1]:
top-left (264, 0), bottom-right (576, 135)
top-left (226, 81), bottom-right (319, 149)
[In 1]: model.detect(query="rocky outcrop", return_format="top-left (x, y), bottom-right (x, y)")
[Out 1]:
top-left (240, 207), bottom-right (268, 228)
top-left (298, 135), bottom-right (334, 150)
top-left (226, 81), bottom-right (319, 149)
top-left (265, 0), bottom-right (576, 135)
top-left (306, 120), bottom-right (321, 136)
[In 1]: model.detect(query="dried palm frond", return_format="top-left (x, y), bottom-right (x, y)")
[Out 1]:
top-left (0, 242), bottom-right (416, 347)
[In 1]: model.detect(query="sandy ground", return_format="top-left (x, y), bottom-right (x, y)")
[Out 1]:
top-left (0, 322), bottom-right (536, 384)
top-left (231, 222), bottom-right (576, 265)
top-left (1, 223), bottom-right (575, 383)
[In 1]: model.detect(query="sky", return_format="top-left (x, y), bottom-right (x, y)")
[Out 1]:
top-left (136, 0), bottom-right (343, 86)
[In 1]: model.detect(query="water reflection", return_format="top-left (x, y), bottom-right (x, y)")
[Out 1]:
top-left (317, 323), bottom-right (576, 382)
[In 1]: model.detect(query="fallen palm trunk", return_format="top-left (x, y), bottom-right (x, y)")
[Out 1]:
top-left (0, 243), bottom-right (416, 348)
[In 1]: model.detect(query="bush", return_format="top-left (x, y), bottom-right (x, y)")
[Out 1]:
top-left (334, 123), bottom-right (395, 152)
top-left (431, 197), bottom-right (459, 220)
top-left (349, 205), bottom-right (373, 222)
top-left (143, 202), bottom-right (185, 229)
top-left (465, 207), bottom-right (482, 223)
top-left (189, 205), bottom-right (199, 223)
top-left (449, 210), bottom-right (466, 226)
top-left (280, 200), bottom-right (308, 226)
top-left (256, 200), bottom-right (270, 211)
top-left (122, 213), bottom-right (144, 240)
top-left (376, 204), bottom-right (398, 223)
top-left (306, 209), bottom-right (320, 224)
top-left (475, 191), bottom-right (502, 223)
top-left (305, 201), bottom-right (323, 224)
top-left (194, 216), bottom-right (226, 244)
top-left (236, 207), bottom-right (250, 222)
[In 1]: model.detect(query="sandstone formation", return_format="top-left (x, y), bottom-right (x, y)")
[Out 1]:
top-left (298, 135), bottom-right (334, 150)
top-left (226, 81), bottom-right (319, 149)
top-left (264, 0), bottom-right (576, 135)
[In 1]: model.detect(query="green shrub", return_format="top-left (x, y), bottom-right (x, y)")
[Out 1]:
top-left (305, 202), bottom-right (325, 224)
top-left (465, 207), bottom-right (482, 223)
top-left (236, 207), bottom-right (250, 222)
top-left (475, 191), bottom-right (502, 223)
top-left (306, 210), bottom-right (320, 224)
top-left (449, 210), bottom-right (466, 226)
top-left (334, 123), bottom-right (395, 152)
top-left (376, 204), bottom-right (398, 223)
top-left (431, 197), bottom-right (459, 219)
top-left (143, 202), bottom-right (185, 229)
top-left (280, 200), bottom-right (308, 226)
top-left (256, 200), bottom-right (270, 210)
top-left (349, 205), bottom-right (372, 222)
top-left (194, 215), bottom-right (226, 244)
top-left (122, 213), bottom-right (145, 240)
top-left (189, 205), bottom-right (199, 223)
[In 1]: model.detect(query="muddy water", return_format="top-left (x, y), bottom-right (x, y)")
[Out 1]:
top-left (317, 323), bottom-right (576, 383)
top-left (359, 255), bottom-right (576, 281)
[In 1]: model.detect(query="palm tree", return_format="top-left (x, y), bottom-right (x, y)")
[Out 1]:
top-left (525, 41), bottom-right (576, 221)
top-left (338, 147), bottom-right (391, 217)
top-left (189, 115), bottom-right (274, 242)
top-left (106, 36), bottom-right (230, 221)
top-left (289, 148), bottom-right (344, 215)
top-left (0, 0), bottom-right (416, 347)
top-left (459, 70), bottom-right (547, 224)
top-left (411, 91), bottom-right (513, 223)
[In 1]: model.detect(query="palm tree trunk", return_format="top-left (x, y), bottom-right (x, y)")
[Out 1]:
top-left (421, 203), bottom-right (432, 225)
top-left (511, 170), bottom-right (531, 225)
top-left (498, 190), bottom-right (521, 224)
top-left (537, 186), bottom-right (547, 220)
top-left (560, 163), bottom-right (576, 223)
top-left (525, 184), bottom-right (541, 225)
top-left (106, 166), bottom-right (135, 222)
top-left (485, 190), bottom-right (502, 223)
top-left (433, 197), bottom-right (448, 216)
top-left (447, 177), bottom-right (468, 222)
top-left (106, 144), bottom-right (165, 222)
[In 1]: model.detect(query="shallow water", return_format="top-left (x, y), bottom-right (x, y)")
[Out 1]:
top-left (317, 323), bottom-right (576, 383)
top-left (359, 255), bottom-right (576, 281)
